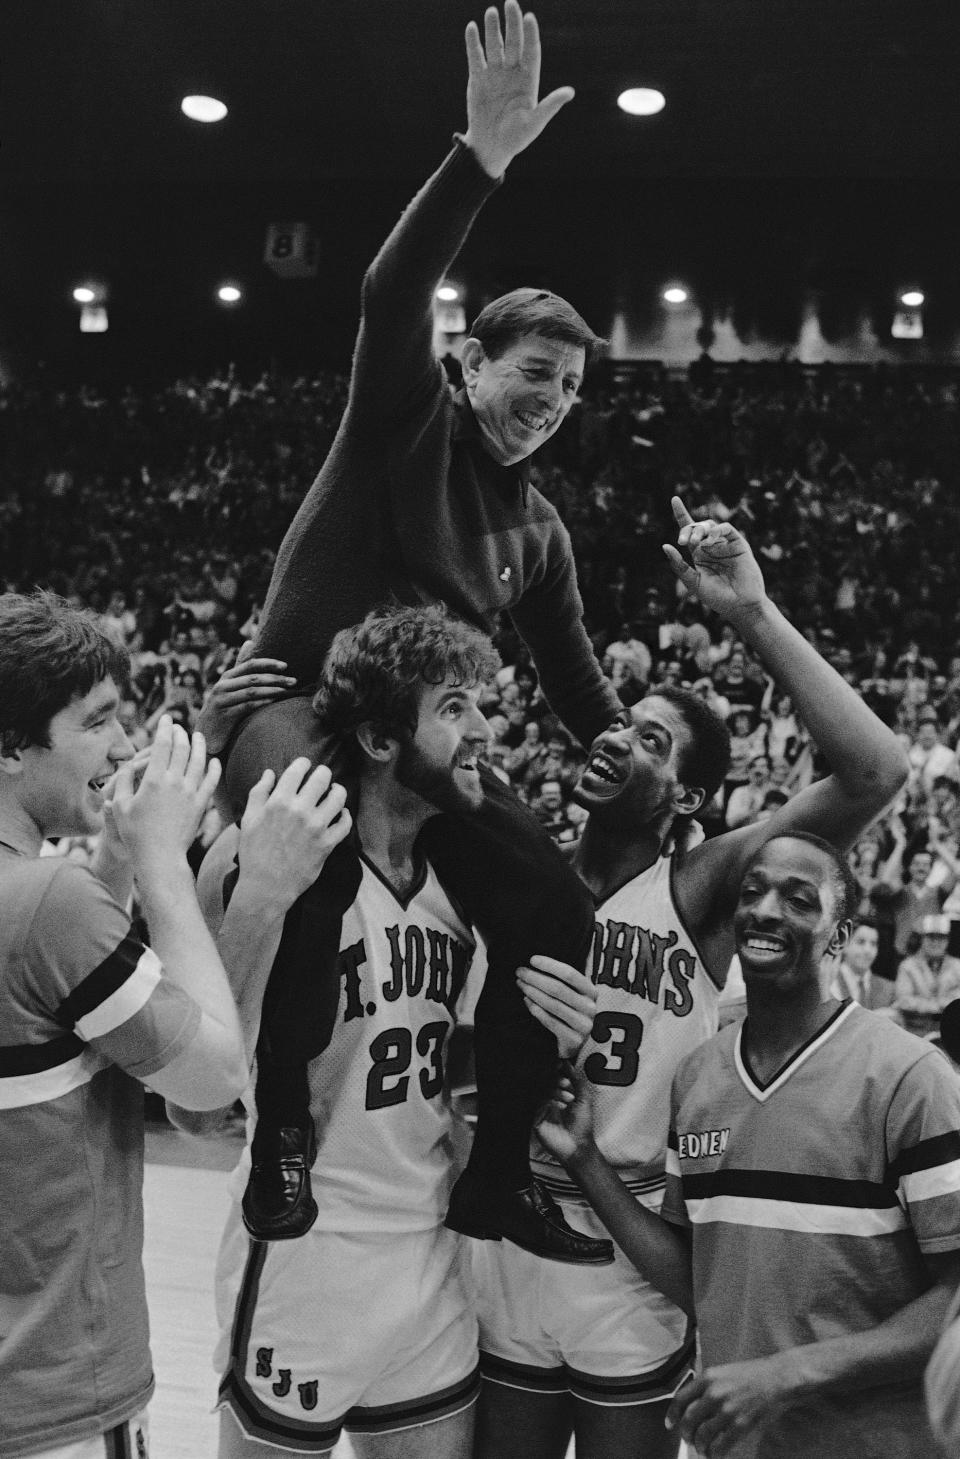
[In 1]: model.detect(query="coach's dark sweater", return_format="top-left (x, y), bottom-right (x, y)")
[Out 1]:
top-left (256, 138), bottom-right (620, 752)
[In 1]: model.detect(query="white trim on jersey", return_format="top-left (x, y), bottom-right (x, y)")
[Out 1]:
top-left (685, 1191), bottom-right (909, 1238)
top-left (900, 1160), bottom-right (960, 1206)
top-left (73, 947), bottom-right (163, 1040)
top-left (733, 1000), bottom-right (857, 1102)
top-left (0, 1047), bottom-right (107, 1110)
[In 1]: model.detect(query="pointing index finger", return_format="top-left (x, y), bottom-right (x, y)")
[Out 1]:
top-left (671, 495), bottom-right (694, 530)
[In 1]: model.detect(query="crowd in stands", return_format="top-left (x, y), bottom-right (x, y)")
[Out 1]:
top-left (5, 358), bottom-right (960, 1027)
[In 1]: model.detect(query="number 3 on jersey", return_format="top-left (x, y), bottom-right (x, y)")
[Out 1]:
top-left (583, 1011), bottom-right (644, 1087)
top-left (365, 1020), bottom-right (449, 1110)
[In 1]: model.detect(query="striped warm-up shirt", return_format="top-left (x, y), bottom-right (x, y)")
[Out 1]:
top-left (662, 999), bottom-right (960, 1459)
top-left (0, 831), bottom-right (201, 1458)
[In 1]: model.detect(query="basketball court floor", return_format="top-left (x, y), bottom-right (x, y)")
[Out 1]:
top-left (143, 1125), bottom-right (690, 1459)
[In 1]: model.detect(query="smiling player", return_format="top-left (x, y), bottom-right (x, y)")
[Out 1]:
top-left (180, 604), bottom-right (608, 1459)
top-left (473, 502), bottom-right (910, 1459)
top-left (0, 590), bottom-right (250, 1459)
top-left (537, 833), bottom-right (960, 1459)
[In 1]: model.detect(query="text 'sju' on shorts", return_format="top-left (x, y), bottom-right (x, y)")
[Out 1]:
top-left (214, 1207), bottom-right (479, 1453)
top-left (473, 1200), bottom-right (695, 1406)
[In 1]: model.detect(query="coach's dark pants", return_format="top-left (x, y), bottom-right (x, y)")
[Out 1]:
top-left (225, 696), bottom-right (595, 1188)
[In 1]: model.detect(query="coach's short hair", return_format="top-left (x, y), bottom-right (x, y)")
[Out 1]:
top-left (469, 288), bottom-right (605, 363)
top-left (313, 604), bottom-right (500, 742)
top-left (0, 590), bottom-right (130, 755)
top-left (653, 685), bottom-right (732, 802)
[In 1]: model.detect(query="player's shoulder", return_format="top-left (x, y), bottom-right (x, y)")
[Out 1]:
top-left (5, 853), bottom-right (106, 926)
top-left (673, 1019), bottom-right (736, 1095)
top-left (848, 1002), bottom-right (951, 1080)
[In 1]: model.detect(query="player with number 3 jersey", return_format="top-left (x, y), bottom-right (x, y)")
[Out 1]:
top-left (472, 500), bottom-right (909, 1459)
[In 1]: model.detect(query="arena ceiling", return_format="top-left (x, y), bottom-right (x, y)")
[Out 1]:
top-left (5, 0), bottom-right (960, 373)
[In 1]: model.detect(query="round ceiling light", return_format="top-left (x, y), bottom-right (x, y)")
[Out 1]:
top-left (617, 88), bottom-right (666, 117)
top-left (181, 95), bottom-right (228, 124)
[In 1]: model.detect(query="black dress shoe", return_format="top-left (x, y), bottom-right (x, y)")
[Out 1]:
top-left (445, 1168), bottom-right (614, 1265)
top-left (241, 1123), bottom-right (318, 1241)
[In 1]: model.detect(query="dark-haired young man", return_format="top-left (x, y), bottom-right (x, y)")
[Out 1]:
top-left (828, 916), bottom-right (896, 1011)
top-left (183, 604), bottom-right (604, 1459)
top-left (539, 833), bottom-right (960, 1459)
top-left (209, 1), bottom-right (622, 1257)
top-left (0, 593), bottom-right (255, 1458)
top-left (474, 510), bottom-right (909, 1459)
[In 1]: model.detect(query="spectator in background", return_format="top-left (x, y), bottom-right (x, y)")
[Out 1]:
top-left (535, 724), bottom-right (579, 796)
top-left (894, 913), bottom-right (960, 1037)
top-left (528, 776), bottom-right (577, 843)
top-left (829, 916), bottom-right (896, 1011)
top-left (909, 707), bottom-right (958, 799)
top-left (874, 825), bottom-right (957, 962)
top-left (102, 590), bottom-right (137, 648)
top-left (691, 674), bottom-right (730, 723)
top-left (763, 690), bottom-right (801, 765)
top-left (481, 711), bottom-right (513, 781)
top-left (603, 621), bottom-right (652, 700)
top-left (713, 645), bottom-right (764, 714)
top-left (505, 718), bottom-right (545, 787)
top-left (724, 751), bottom-right (773, 829)
top-left (722, 707), bottom-right (767, 811)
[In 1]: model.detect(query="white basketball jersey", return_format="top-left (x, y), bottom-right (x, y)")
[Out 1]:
top-left (534, 854), bottom-right (722, 1201)
top-left (305, 855), bottom-right (475, 1233)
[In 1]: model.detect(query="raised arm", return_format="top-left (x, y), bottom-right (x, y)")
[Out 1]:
top-left (667, 499), bottom-right (909, 928)
top-left (355, 3), bottom-right (574, 418)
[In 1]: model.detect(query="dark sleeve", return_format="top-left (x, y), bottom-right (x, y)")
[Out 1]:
top-left (350, 139), bottom-right (500, 431)
top-left (511, 525), bottom-right (621, 751)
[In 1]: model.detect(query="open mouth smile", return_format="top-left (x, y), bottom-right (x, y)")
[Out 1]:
top-left (515, 409), bottom-right (552, 432)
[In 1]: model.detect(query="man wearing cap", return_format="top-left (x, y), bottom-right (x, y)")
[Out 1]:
top-left (894, 914), bottom-right (960, 1036)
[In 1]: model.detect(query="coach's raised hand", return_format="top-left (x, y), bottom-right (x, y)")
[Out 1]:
top-left (463, 1), bottom-right (575, 178)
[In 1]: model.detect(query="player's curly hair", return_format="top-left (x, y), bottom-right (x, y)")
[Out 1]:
top-left (0, 590), bottom-right (130, 755)
top-left (313, 603), bottom-right (500, 743)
